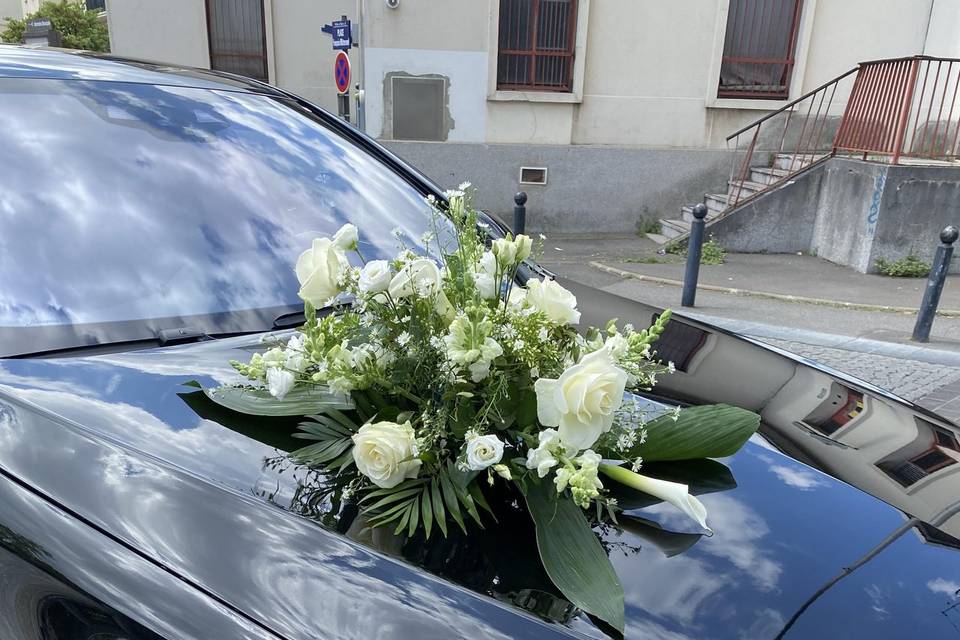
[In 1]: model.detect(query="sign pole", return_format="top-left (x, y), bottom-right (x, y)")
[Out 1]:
top-left (333, 50), bottom-right (352, 124)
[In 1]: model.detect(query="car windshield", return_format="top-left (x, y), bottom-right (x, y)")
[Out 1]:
top-left (0, 78), bottom-right (449, 356)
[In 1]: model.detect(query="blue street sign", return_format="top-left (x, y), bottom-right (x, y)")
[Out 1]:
top-left (332, 19), bottom-right (351, 50)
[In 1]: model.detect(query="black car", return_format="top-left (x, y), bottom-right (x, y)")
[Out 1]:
top-left (1, 45), bottom-right (960, 639)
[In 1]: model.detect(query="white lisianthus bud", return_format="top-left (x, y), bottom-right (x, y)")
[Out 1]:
top-left (534, 348), bottom-right (629, 450)
top-left (464, 434), bottom-right (505, 471)
top-left (515, 234), bottom-right (533, 262)
top-left (295, 237), bottom-right (348, 308)
top-left (388, 258), bottom-right (442, 299)
top-left (358, 260), bottom-right (392, 294)
top-left (492, 237), bottom-right (518, 267)
top-left (492, 464), bottom-right (512, 480)
top-left (266, 366), bottom-right (295, 400)
top-left (352, 421), bottom-right (422, 489)
top-left (525, 278), bottom-right (580, 325)
top-left (332, 223), bottom-right (359, 250)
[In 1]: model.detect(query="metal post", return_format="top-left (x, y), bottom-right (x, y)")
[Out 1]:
top-left (513, 191), bottom-right (527, 236)
top-left (337, 92), bottom-right (351, 123)
top-left (354, 83), bottom-right (365, 131)
top-left (681, 204), bottom-right (708, 308)
top-left (912, 225), bottom-right (958, 342)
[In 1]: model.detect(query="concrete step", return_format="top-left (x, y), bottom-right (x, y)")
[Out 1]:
top-left (680, 204), bottom-right (722, 222)
top-left (658, 217), bottom-right (689, 238)
top-left (774, 152), bottom-right (828, 171)
top-left (646, 232), bottom-right (669, 244)
top-left (705, 192), bottom-right (731, 213)
top-left (750, 166), bottom-right (791, 185)
top-left (727, 179), bottom-right (767, 198)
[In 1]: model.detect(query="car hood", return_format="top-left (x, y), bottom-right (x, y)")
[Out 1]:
top-left (1, 281), bottom-right (960, 639)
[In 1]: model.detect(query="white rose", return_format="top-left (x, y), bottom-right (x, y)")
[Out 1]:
top-left (352, 421), bottom-right (422, 489)
top-left (515, 234), bottom-right (533, 262)
top-left (266, 366), bottom-right (295, 399)
top-left (332, 223), bottom-right (359, 250)
top-left (388, 258), bottom-right (442, 299)
top-left (358, 260), bottom-right (392, 294)
top-left (534, 348), bottom-right (629, 450)
top-left (295, 237), bottom-right (348, 307)
top-left (525, 278), bottom-right (580, 325)
top-left (465, 434), bottom-right (505, 471)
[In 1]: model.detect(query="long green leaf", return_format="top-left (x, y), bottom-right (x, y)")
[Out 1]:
top-left (627, 403), bottom-right (760, 462)
top-left (421, 489), bottom-right (434, 539)
top-left (523, 479), bottom-right (625, 633)
top-left (200, 384), bottom-right (353, 417)
top-left (439, 471), bottom-right (467, 534)
top-left (430, 479), bottom-right (448, 537)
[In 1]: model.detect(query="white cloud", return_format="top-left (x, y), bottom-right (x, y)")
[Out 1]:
top-left (768, 464), bottom-right (828, 491)
top-left (928, 577), bottom-right (960, 597)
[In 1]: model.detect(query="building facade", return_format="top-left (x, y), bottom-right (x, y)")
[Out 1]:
top-left (0, 0), bottom-right (40, 28)
top-left (105, 0), bottom-right (960, 232)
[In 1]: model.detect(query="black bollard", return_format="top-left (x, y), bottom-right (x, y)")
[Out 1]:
top-left (513, 191), bottom-right (527, 236)
top-left (912, 225), bottom-right (958, 342)
top-left (681, 204), bottom-right (709, 307)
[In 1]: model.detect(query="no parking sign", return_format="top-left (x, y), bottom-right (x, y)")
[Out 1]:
top-left (334, 51), bottom-right (351, 94)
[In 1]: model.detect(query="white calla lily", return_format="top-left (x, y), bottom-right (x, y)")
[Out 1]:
top-left (599, 463), bottom-right (711, 534)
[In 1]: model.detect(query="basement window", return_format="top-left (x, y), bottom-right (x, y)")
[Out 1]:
top-left (519, 167), bottom-right (548, 185)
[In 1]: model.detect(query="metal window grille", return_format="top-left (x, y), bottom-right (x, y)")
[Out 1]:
top-left (205, 0), bottom-right (268, 82)
top-left (719, 0), bottom-right (804, 99)
top-left (497, 0), bottom-right (578, 92)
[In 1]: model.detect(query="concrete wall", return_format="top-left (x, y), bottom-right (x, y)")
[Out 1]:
top-left (106, 0), bottom-right (209, 68)
top-left (0, 0), bottom-right (38, 28)
top-left (104, 0), bottom-right (946, 150)
top-left (383, 141), bottom-right (732, 234)
top-left (707, 156), bottom-right (960, 273)
top-left (709, 164), bottom-right (824, 254)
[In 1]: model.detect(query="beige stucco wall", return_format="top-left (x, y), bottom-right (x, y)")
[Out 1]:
top-left (103, 0), bottom-right (949, 149)
top-left (0, 0), bottom-right (39, 28)
top-left (106, 0), bottom-right (209, 68)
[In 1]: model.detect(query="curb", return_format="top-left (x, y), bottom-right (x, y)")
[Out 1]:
top-left (589, 261), bottom-right (960, 317)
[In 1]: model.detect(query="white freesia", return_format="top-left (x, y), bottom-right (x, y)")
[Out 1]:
top-left (332, 223), bottom-right (359, 250)
top-left (604, 333), bottom-right (629, 359)
top-left (525, 428), bottom-right (577, 477)
top-left (389, 258), bottom-right (442, 299)
top-left (352, 421), bottom-right (422, 489)
top-left (474, 251), bottom-right (498, 300)
top-left (534, 348), bottom-right (629, 450)
top-left (464, 434), bottom-right (505, 471)
top-left (358, 260), bottom-right (392, 294)
top-left (526, 278), bottom-right (580, 325)
top-left (266, 366), bottom-right (295, 400)
top-left (285, 334), bottom-right (308, 373)
top-left (295, 237), bottom-right (348, 307)
top-left (600, 463), bottom-right (711, 534)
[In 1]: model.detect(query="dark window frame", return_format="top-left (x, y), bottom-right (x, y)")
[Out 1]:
top-left (718, 0), bottom-right (804, 100)
top-left (497, 0), bottom-right (578, 93)
top-left (204, 0), bottom-right (269, 83)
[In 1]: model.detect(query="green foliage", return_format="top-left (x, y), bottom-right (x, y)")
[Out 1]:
top-left (663, 236), bottom-right (726, 264)
top-left (699, 237), bottom-right (726, 265)
top-left (875, 251), bottom-right (931, 278)
top-left (1, 1), bottom-right (109, 51)
top-left (636, 218), bottom-right (662, 236)
top-left (624, 256), bottom-right (669, 264)
top-left (192, 382), bottom-right (353, 416)
top-left (523, 478), bottom-right (625, 633)
top-left (619, 403), bottom-right (761, 462)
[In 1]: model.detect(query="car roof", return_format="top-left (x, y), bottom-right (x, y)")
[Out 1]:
top-left (0, 44), bottom-right (284, 95)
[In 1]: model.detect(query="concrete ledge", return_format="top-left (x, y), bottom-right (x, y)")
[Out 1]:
top-left (589, 261), bottom-right (960, 316)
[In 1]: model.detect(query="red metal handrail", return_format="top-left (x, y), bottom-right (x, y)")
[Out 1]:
top-left (724, 55), bottom-right (960, 213)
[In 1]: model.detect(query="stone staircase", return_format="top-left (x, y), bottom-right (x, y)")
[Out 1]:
top-left (647, 152), bottom-right (828, 245)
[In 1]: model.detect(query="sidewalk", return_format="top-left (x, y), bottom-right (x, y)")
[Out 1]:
top-left (538, 234), bottom-right (960, 422)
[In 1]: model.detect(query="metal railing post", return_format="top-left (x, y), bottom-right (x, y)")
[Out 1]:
top-left (681, 204), bottom-right (708, 308)
top-left (892, 58), bottom-right (920, 164)
top-left (912, 225), bottom-right (958, 342)
top-left (513, 191), bottom-right (527, 235)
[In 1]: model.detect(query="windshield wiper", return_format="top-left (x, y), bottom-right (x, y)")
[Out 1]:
top-left (272, 299), bottom-right (353, 330)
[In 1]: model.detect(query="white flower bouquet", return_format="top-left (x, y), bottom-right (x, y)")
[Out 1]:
top-left (212, 187), bottom-right (759, 633)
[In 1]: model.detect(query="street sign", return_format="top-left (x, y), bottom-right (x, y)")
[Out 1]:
top-left (334, 51), bottom-right (351, 94)
top-left (332, 19), bottom-right (352, 50)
